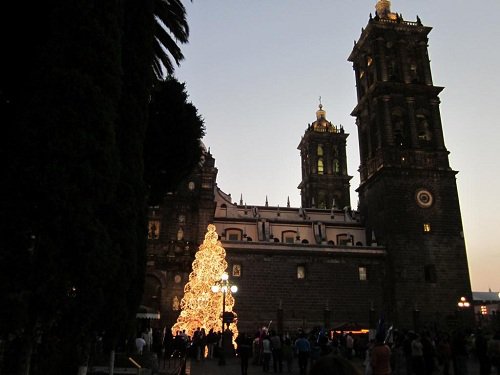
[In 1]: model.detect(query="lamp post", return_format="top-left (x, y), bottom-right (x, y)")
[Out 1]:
top-left (457, 296), bottom-right (471, 329)
top-left (211, 272), bottom-right (238, 366)
top-left (413, 305), bottom-right (421, 333)
top-left (457, 296), bottom-right (470, 309)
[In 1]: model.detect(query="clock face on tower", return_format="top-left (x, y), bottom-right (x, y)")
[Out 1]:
top-left (415, 189), bottom-right (433, 208)
top-left (188, 181), bottom-right (195, 191)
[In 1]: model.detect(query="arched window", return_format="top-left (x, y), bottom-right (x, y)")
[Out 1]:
top-left (318, 158), bottom-right (324, 175)
top-left (282, 230), bottom-right (297, 244)
top-left (318, 191), bottom-right (326, 209)
top-left (333, 159), bottom-right (340, 174)
top-left (317, 144), bottom-right (324, 156)
top-left (148, 220), bottom-right (160, 239)
top-left (337, 233), bottom-right (354, 246)
top-left (416, 113), bottom-right (432, 142)
top-left (226, 228), bottom-right (243, 241)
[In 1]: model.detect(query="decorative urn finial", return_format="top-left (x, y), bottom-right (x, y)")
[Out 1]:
top-left (375, 0), bottom-right (398, 20)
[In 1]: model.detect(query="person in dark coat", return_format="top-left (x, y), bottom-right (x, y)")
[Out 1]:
top-left (475, 329), bottom-right (491, 375)
top-left (236, 332), bottom-right (253, 375)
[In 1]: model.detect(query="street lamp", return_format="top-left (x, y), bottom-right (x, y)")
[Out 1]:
top-left (457, 296), bottom-right (471, 329)
top-left (211, 272), bottom-right (238, 366)
top-left (457, 296), bottom-right (470, 308)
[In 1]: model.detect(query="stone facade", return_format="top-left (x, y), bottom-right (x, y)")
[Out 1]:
top-left (214, 193), bottom-right (386, 333)
top-left (142, 5), bottom-right (473, 334)
top-left (348, 10), bottom-right (472, 328)
top-left (297, 104), bottom-right (352, 210)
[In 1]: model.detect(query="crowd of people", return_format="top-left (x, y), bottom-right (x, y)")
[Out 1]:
top-left (132, 327), bottom-right (226, 361)
top-left (242, 327), bottom-right (365, 375)
top-left (363, 327), bottom-right (500, 375)
top-left (237, 326), bottom-right (500, 375)
top-left (130, 325), bottom-right (500, 375)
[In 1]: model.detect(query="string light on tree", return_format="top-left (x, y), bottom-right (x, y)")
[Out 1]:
top-left (171, 224), bottom-right (238, 338)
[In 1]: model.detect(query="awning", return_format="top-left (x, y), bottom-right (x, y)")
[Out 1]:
top-left (136, 305), bottom-right (160, 320)
top-left (332, 322), bottom-right (367, 332)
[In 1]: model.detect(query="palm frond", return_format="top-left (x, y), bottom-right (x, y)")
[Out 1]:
top-left (153, 0), bottom-right (190, 79)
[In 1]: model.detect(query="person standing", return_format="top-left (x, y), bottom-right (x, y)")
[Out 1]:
top-left (295, 333), bottom-right (311, 375)
top-left (411, 334), bottom-right (425, 375)
top-left (135, 335), bottom-right (146, 355)
top-left (192, 327), bottom-right (201, 360)
top-left (270, 331), bottom-right (283, 373)
top-left (364, 339), bottom-right (374, 375)
top-left (437, 333), bottom-right (452, 375)
top-left (236, 332), bottom-right (252, 375)
top-left (345, 332), bottom-right (354, 359)
top-left (475, 329), bottom-right (491, 375)
top-left (452, 330), bottom-right (469, 375)
top-left (162, 328), bottom-right (173, 361)
top-left (262, 334), bottom-right (272, 372)
top-left (252, 331), bottom-right (261, 365)
top-left (370, 333), bottom-right (391, 375)
top-left (421, 332), bottom-right (436, 374)
top-left (488, 331), bottom-right (500, 375)
top-left (282, 336), bottom-right (294, 373)
top-left (206, 328), bottom-right (216, 359)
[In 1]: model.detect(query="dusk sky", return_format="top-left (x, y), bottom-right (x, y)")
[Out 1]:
top-left (174, 1), bottom-right (500, 292)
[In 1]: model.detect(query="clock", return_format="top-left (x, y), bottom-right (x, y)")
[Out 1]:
top-left (188, 181), bottom-right (195, 191)
top-left (174, 275), bottom-right (182, 284)
top-left (415, 189), bottom-right (433, 208)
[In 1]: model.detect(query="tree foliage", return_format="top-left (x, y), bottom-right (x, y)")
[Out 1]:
top-left (0, 0), bottom-right (197, 373)
top-left (153, 0), bottom-right (190, 79)
top-left (144, 77), bottom-right (205, 205)
top-left (1, 1), bottom-right (130, 373)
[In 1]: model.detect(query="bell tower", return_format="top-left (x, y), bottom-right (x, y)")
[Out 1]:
top-left (348, 1), bottom-right (472, 327)
top-left (297, 102), bottom-right (352, 209)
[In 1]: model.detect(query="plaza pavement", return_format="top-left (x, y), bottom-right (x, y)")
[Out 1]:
top-left (186, 355), bottom-right (486, 375)
top-left (187, 355), bottom-right (363, 375)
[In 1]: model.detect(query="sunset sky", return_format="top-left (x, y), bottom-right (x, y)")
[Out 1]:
top-left (174, 1), bottom-right (500, 292)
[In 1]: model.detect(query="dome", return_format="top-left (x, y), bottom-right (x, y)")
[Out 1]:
top-left (311, 103), bottom-right (337, 133)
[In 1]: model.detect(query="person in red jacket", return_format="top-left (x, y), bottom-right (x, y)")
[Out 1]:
top-left (370, 333), bottom-right (391, 375)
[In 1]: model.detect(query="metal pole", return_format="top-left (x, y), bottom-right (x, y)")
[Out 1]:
top-left (222, 289), bottom-right (226, 332)
top-left (219, 289), bottom-right (226, 365)
top-left (109, 350), bottom-right (115, 375)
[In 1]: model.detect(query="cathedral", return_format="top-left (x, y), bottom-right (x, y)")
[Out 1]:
top-left (142, 1), bottom-right (473, 334)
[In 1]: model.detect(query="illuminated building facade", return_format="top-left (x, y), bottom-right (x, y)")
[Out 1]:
top-left (473, 291), bottom-right (500, 328)
top-left (142, 1), bottom-right (473, 333)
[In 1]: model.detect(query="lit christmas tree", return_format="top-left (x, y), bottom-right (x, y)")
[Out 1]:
top-left (172, 224), bottom-right (238, 338)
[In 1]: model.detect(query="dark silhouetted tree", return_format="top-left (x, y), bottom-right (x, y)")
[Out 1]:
top-left (0, 0), bottom-right (196, 373)
top-left (1, 1), bottom-right (126, 373)
top-left (144, 77), bottom-right (205, 205)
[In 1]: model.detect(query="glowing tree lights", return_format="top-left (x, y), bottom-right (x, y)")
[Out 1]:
top-left (172, 224), bottom-right (238, 338)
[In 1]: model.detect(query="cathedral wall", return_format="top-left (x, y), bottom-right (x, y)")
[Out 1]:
top-left (224, 248), bottom-right (386, 334)
top-left (359, 169), bottom-right (472, 328)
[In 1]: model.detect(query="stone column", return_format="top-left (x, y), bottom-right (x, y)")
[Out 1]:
top-left (419, 41), bottom-right (433, 86)
top-left (413, 307), bottom-right (421, 332)
top-left (430, 99), bottom-right (445, 150)
top-left (399, 42), bottom-right (411, 84)
top-left (324, 303), bottom-right (332, 329)
top-left (382, 96), bottom-right (393, 146)
top-left (406, 97), bottom-right (419, 147)
top-left (277, 300), bottom-right (284, 334)
top-left (376, 37), bottom-right (388, 82)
